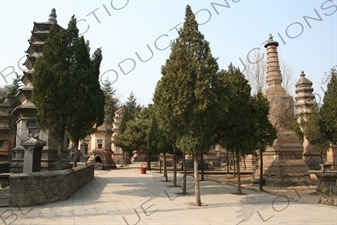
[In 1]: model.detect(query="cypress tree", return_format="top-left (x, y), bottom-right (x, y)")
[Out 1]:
top-left (153, 5), bottom-right (219, 206)
top-left (320, 66), bottom-right (337, 143)
top-left (33, 16), bottom-right (104, 164)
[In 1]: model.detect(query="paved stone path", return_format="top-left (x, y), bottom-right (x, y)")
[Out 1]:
top-left (4, 168), bottom-right (337, 225)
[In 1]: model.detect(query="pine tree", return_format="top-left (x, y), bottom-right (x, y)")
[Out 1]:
top-left (147, 113), bottom-right (173, 181)
top-left (216, 63), bottom-right (253, 195)
top-left (33, 16), bottom-right (105, 163)
top-left (153, 5), bottom-right (219, 206)
top-left (113, 92), bottom-right (141, 165)
top-left (320, 66), bottom-right (337, 144)
top-left (250, 91), bottom-right (277, 190)
top-left (303, 102), bottom-right (330, 172)
top-left (1, 73), bottom-right (22, 108)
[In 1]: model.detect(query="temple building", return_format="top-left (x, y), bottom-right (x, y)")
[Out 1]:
top-left (255, 34), bottom-right (310, 186)
top-left (295, 71), bottom-right (322, 170)
top-left (10, 9), bottom-right (67, 173)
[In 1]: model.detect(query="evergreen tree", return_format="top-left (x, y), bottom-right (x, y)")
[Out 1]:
top-left (216, 63), bottom-right (252, 195)
top-left (0, 73), bottom-right (22, 108)
top-left (320, 66), bottom-right (337, 144)
top-left (153, 5), bottom-right (219, 206)
top-left (147, 113), bottom-right (173, 181)
top-left (33, 16), bottom-right (105, 164)
top-left (303, 102), bottom-right (330, 172)
top-left (101, 78), bottom-right (118, 150)
top-left (113, 92), bottom-right (141, 165)
top-left (250, 91), bottom-right (277, 190)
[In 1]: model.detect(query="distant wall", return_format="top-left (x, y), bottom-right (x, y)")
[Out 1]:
top-left (8, 163), bottom-right (94, 207)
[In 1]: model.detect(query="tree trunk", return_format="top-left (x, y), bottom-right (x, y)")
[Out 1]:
top-left (322, 154), bottom-right (326, 173)
top-left (259, 150), bottom-right (264, 191)
top-left (236, 152), bottom-right (242, 195)
top-left (192, 155), bottom-right (195, 173)
top-left (226, 150), bottom-right (229, 173)
top-left (243, 155), bottom-right (246, 170)
top-left (163, 151), bottom-right (168, 182)
top-left (159, 154), bottom-right (162, 174)
top-left (233, 154), bottom-right (236, 177)
top-left (147, 150), bottom-right (151, 170)
top-left (182, 153), bottom-right (186, 195)
top-left (194, 154), bottom-right (201, 206)
top-left (201, 153), bottom-right (204, 181)
top-left (123, 151), bottom-right (126, 167)
top-left (173, 147), bottom-right (177, 186)
top-left (73, 139), bottom-right (79, 168)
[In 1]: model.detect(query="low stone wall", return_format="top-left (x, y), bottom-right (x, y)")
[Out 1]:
top-left (8, 163), bottom-right (94, 207)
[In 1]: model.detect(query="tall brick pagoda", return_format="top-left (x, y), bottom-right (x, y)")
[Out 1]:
top-left (255, 34), bottom-right (309, 186)
top-left (10, 9), bottom-right (67, 172)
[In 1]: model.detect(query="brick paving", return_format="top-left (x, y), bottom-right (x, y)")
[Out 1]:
top-left (2, 168), bottom-right (336, 225)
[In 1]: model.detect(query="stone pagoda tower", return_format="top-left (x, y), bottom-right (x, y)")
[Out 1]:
top-left (256, 34), bottom-right (309, 186)
top-left (10, 9), bottom-right (67, 172)
top-left (0, 95), bottom-right (16, 162)
top-left (111, 108), bottom-right (124, 164)
top-left (295, 71), bottom-right (322, 170)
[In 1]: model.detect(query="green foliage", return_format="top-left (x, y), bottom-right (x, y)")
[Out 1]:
top-left (319, 187), bottom-right (337, 206)
top-left (320, 66), bottom-right (337, 144)
top-left (118, 92), bottom-right (140, 134)
top-left (303, 102), bottom-right (330, 157)
top-left (250, 91), bottom-right (277, 152)
top-left (292, 115), bottom-right (304, 143)
top-left (101, 78), bottom-right (118, 128)
top-left (0, 73), bottom-right (22, 108)
top-left (216, 64), bottom-right (253, 154)
top-left (113, 92), bottom-right (141, 154)
top-left (147, 114), bottom-right (173, 154)
top-left (33, 15), bottom-right (104, 148)
top-left (153, 5), bottom-right (219, 154)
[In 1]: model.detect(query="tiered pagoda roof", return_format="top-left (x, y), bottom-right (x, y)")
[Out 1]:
top-left (295, 71), bottom-right (315, 119)
top-left (12, 8), bottom-right (63, 120)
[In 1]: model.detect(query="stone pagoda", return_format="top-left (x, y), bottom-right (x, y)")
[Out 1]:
top-left (10, 9), bottom-right (67, 173)
top-left (111, 108), bottom-right (125, 164)
top-left (256, 34), bottom-right (309, 186)
top-left (0, 95), bottom-right (16, 162)
top-left (87, 94), bottom-right (116, 169)
top-left (295, 71), bottom-right (322, 170)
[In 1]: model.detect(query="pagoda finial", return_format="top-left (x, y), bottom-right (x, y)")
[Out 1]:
top-left (264, 33), bottom-right (279, 48)
top-left (300, 70), bottom-right (305, 77)
top-left (48, 8), bottom-right (57, 24)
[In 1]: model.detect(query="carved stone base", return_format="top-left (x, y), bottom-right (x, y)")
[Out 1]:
top-left (316, 172), bottom-right (337, 192)
top-left (255, 129), bottom-right (310, 186)
top-left (303, 152), bottom-right (322, 170)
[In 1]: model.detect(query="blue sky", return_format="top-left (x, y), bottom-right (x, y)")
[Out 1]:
top-left (0, 0), bottom-right (336, 105)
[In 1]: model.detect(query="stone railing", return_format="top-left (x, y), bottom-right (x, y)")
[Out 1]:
top-left (8, 163), bottom-right (94, 207)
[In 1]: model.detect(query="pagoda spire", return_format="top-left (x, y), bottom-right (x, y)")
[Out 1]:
top-left (48, 8), bottom-right (57, 24)
top-left (264, 33), bottom-right (283, 88)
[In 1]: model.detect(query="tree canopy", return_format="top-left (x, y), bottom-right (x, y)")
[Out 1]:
top-left (33, 15), bottom-right (105, 157)
top-left (320, 66), bottom-right (337, 144)
top-left (153, 5), bottom-right (219, 206)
